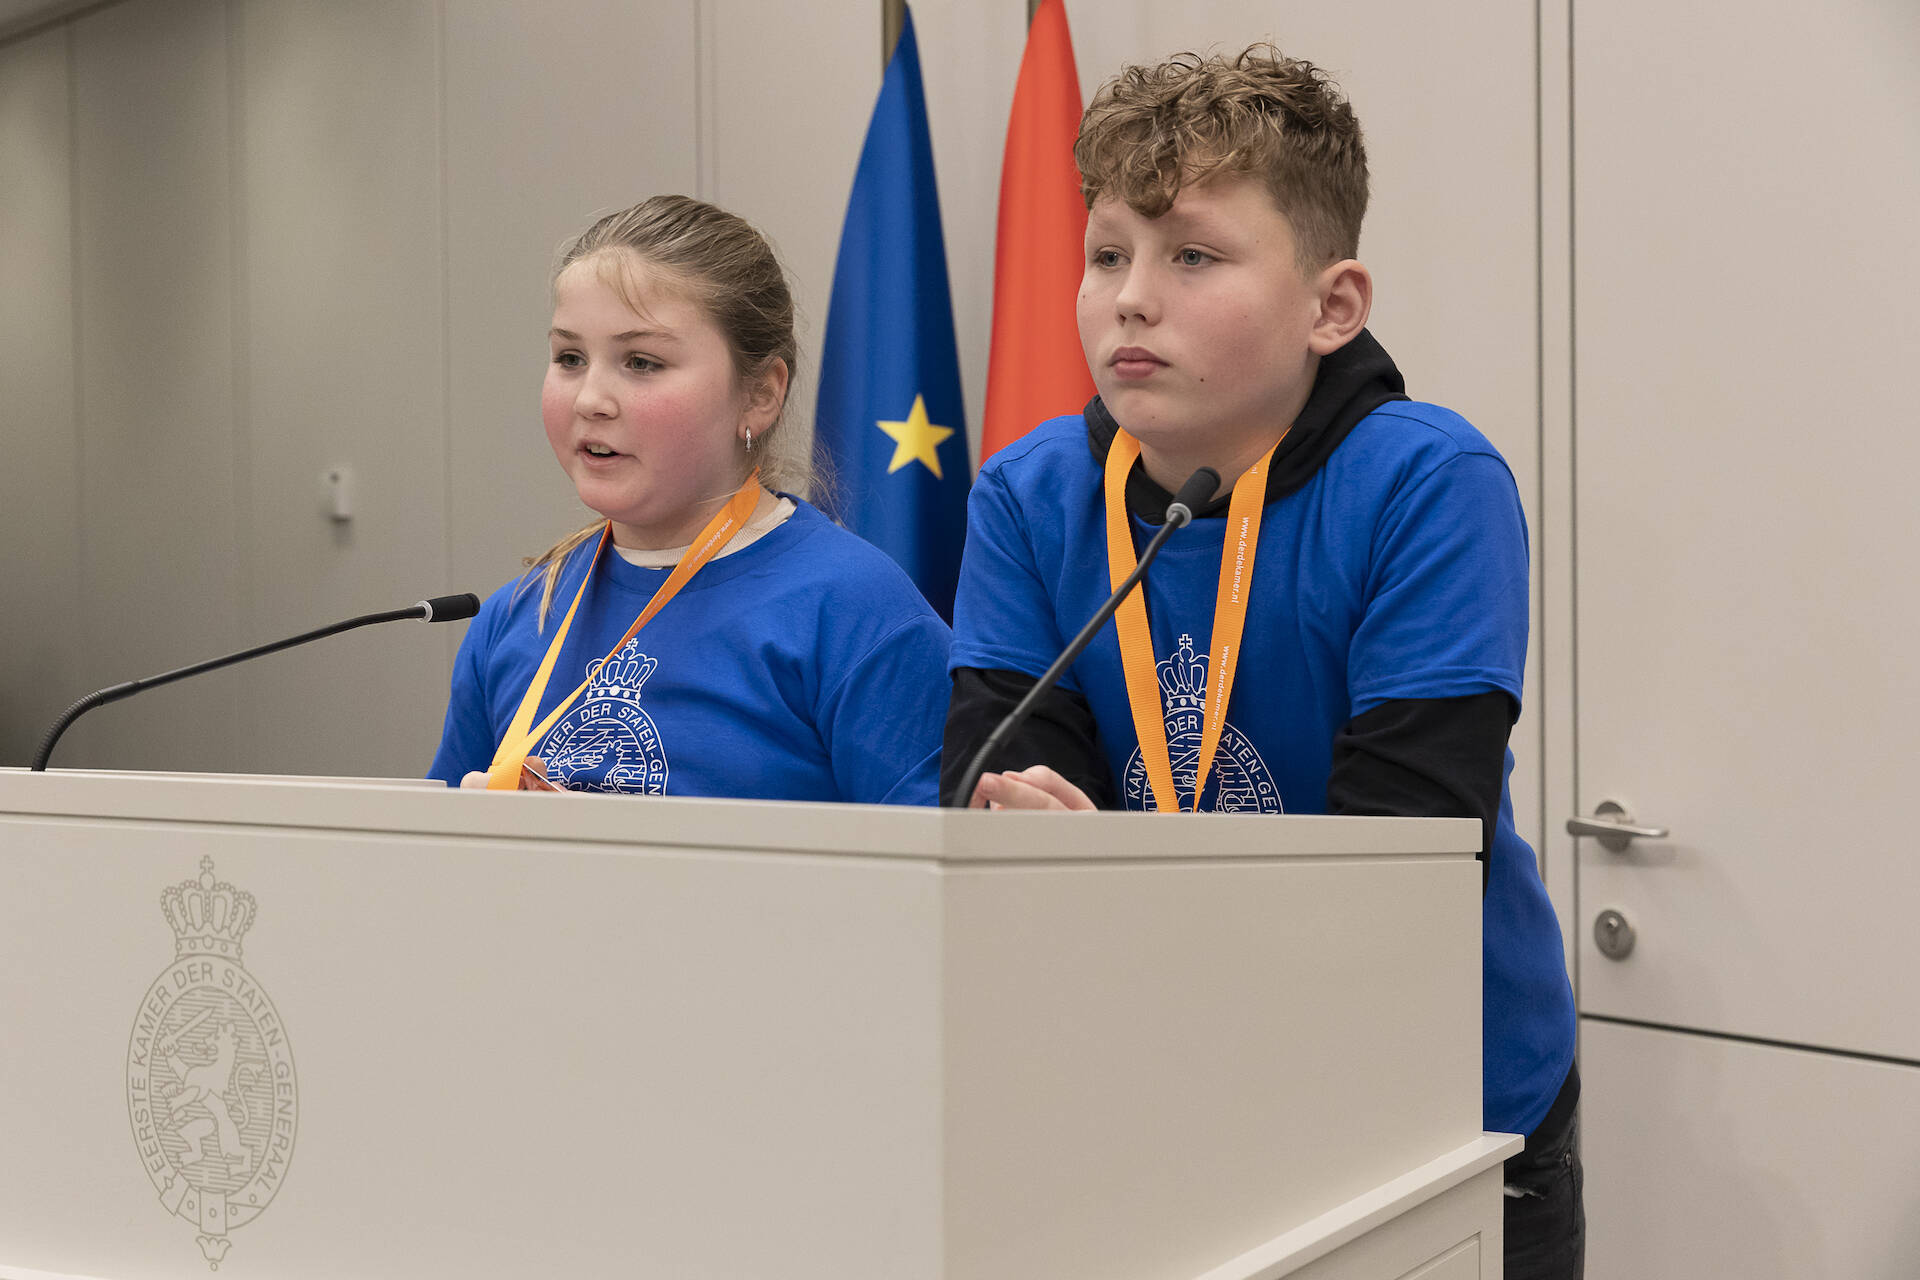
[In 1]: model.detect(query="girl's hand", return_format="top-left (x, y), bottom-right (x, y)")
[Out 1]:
top-left (971, 766), bottom-right (1097, 811)
top-left (458, 757), bottom-right (552, 790)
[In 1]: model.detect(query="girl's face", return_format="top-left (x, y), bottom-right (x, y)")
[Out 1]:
top-left (542, 253), bottom-right (769, 549)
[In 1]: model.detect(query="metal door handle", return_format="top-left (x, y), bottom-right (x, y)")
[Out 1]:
top-left (1565, 799), bottom-right (1669, 853)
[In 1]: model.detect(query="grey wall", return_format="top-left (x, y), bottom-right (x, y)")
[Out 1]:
top-left (0, 0), bottom-right (1543, 840)
top-left (1, 21), bottom-right (80, 770)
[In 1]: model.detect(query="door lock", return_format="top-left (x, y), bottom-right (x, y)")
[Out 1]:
top-left (1593, 908), bottom-right (1636, 960)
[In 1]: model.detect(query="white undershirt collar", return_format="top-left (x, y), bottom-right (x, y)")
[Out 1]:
top-left (611, 496), bottom-right (796, 569)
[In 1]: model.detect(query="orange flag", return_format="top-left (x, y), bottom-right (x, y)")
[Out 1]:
top-left (979, 0), bottom-right (1095, 464)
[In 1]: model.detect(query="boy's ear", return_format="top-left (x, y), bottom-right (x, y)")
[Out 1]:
top-left (1308, 260), bottom-right (1373, 356)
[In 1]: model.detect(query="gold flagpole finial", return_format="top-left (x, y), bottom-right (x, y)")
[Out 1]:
top-left (882, 0), bottom-right (905, 68)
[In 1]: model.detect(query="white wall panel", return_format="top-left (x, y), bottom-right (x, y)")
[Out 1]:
top-left (67, 0), bottom-right (240, 770)
top-left (0, 26), bottom-right (78, 766)
top-left (701, 0), bottom-right (875, 467)
top-left (234, 0), bottom-right (448, 777)
top-left (1051, 4), bottom-right (1539, 462)
top-left (442, 0), bottom-right (699, 609)
top-left (1584, 1019), bottom-right (1920, 1277)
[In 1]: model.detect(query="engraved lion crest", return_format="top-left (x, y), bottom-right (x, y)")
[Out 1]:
top-left (127, 858), bottom-right (297, 1270)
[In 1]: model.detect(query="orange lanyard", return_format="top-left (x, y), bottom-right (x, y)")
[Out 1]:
top-left (1104, 432), bottom-right (1278, 812)
top-left (485, 474), bottom-right (763, 790)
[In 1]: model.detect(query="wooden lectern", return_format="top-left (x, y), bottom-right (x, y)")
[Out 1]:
top-left (0, 770), bottom-right (1519, 1279)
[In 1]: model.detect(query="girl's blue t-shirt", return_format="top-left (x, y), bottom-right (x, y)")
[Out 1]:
top-left (949, 406), bottom-right (1576, 1137)
top-left (431, 499), bottom-right (949, 806)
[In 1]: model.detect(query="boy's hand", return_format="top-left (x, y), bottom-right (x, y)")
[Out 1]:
top-left (971, 766), bottom-right (1097, 812)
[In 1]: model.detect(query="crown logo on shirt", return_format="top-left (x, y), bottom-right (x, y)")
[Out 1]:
top-left (161, 856), bottom-right (257, 962)
top-left (1157, 635), bottom-right (1210, 711)
top-left (584, 640), bottom-right (658, 705)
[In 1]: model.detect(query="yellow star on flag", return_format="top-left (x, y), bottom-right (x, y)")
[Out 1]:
top-left (875, 394), bottom-right (955, 480)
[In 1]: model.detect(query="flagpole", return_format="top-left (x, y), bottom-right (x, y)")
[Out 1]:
top-left (882, 0), bottom-right (903, 66)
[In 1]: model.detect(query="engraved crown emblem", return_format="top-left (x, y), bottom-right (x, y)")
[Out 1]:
top-left (1157, 634), bottom-right (1210, 711)
top-left (584, 639), bottom-right (658, 705)
top-left (160, 856), bottom-right (256, 961)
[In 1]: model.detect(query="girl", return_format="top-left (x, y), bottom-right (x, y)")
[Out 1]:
top-left (431, 195), bottom-right (949, 803)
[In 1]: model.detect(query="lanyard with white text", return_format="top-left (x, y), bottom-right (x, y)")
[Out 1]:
top-left (1104, 432), bottom-right (1278, 812)
top-left (485, 474), bottom-right (763, 790)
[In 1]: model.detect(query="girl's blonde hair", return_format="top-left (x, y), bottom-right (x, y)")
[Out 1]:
top-left (522, 195), bottom-right (813, 627)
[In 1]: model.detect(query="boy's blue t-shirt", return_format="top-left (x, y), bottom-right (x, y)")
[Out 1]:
top-left (431, 499), bottom-right (949, 806)
top-left (950, 406), bottom-right (1576, 1136)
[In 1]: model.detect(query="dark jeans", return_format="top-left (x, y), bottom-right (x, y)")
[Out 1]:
top-left (1503, 1060), bottom-right (1585, 1280)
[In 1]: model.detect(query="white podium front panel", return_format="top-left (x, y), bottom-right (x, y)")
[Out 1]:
top-left (0, 772), bottom-right (1495, 1280)
top-left (942, 858), bottom-right (1479, 1279)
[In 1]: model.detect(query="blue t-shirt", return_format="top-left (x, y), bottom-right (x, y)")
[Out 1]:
top-left (950, 407), bottom-right (1576, 1136)
top-left (431, 499), bottom-right (949, 806)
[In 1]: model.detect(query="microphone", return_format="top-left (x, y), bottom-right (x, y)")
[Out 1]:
top-left (949, 467), bottom-right (1220, 808)
top-left (29, 593), bottom-right (481, 772)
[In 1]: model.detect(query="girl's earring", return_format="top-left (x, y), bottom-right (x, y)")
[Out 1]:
top-left (743, 427), bottom-right (755, 454)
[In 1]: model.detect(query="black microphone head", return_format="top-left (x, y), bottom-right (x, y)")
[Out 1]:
top-left (420, 593), bottom-right (481, 622)
top-left (1165, 467), bottom-right (1222, 527)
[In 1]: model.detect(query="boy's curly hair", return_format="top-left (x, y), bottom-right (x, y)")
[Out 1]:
top-left (1075, 45), bottom-right (1369, 270)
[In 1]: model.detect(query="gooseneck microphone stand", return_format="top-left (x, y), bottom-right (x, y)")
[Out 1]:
top-left (29, 593), bottom-right (480, 772)
top-left (948, 467), bottom-right (1220, 808)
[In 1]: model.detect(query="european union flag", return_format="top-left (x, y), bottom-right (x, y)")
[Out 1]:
top-left (814, 5), bottom-right (970, 621)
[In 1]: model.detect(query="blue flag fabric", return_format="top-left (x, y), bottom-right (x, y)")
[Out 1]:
top-left (814, 7), bottom-right (970, 621)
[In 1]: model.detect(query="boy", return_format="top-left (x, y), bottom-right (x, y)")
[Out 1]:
top-left (942, 47), bottom-right (1582, 1279)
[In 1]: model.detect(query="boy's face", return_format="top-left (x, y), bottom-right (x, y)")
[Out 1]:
top-left (1078, 174), bottom-right (1327, 477)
